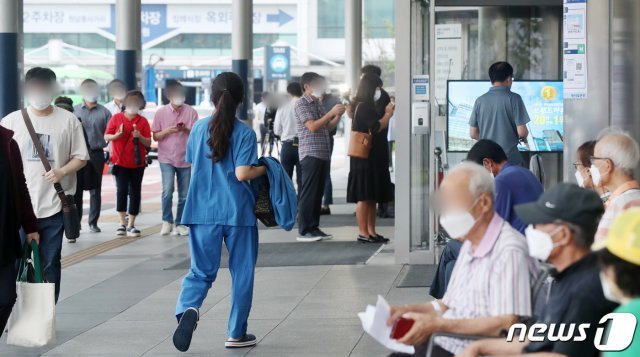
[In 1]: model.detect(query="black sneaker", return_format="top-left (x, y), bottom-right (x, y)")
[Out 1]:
top-left (320, 206), bottom-right (331, 215)
top-left (313, 228), bottom-right (333, 240)
top-left (89, 224), bottom-right (101, 233)
top-left (370, 234), bottom-right (390, 244)
top-left (127, 226), bottom-right (141, 237)
top-left (225, 333), bottom-right (257, 348)
top-left (296, 232), bottom-right (323, 242)
top-left (116, 225), bottom-right (127, 236)
top-left (173, 307), bottom-right (199, 352)
top-left (357, 235), bottom-right (375, 243)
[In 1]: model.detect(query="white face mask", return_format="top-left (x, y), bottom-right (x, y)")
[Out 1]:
top-left (125, 107), bottom-right (139, 115)
top-left (112, 91), bottom-right (126, 101)
top-left (374, 89), bottom-right (382, 102)
top-left (28, 93), bottom-right (53, 111)
top-left (82, 92), bottom-right (99, 103)
top-left (590, 165), bottom-right (607, 186)
top-left (311, 88), bottom-right (323, 98)
top-left (439, 200), bottom-right (479, 239)
top-left (524, 225), bottom-right (562, 261)
top-left (600, 272), bottom-right (621, 303)
top-left (574, 170), bottom-right (585, 187)
top-left (171, 96), bottom-right (185, 107)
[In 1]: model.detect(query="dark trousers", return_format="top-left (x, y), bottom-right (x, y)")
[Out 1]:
top-left (19, 211), bottom-right (64, 302)
top-left (280, 140), bottom-right (302, 190)
top-left (322, 136), bottom-right (334, 206)
top-left (429, 239), bottom-right (462, 299)
top-left (298, 156), bottom-right (328, 235)
top-left (114, 166), bottom-right (145, 216)
top-left (0, 262), bottom-right (16, 338)
top-left (388, 342), bottom-right (453, 357)
top-left (74, 150), bottom-right (105, 226)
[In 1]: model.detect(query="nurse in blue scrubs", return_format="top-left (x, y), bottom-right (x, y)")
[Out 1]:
top-left (172, 72), bottom-right (267, 351)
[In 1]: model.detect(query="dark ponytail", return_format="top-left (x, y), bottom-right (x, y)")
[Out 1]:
top-left (207, 72), bottom-right (244, 162)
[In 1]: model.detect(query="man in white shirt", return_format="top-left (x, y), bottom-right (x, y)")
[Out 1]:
top-left (104, 79), bottom-right (127, 116)
top-left (274, 82), bottom-right (303, 189)
top-left (1, 67), bottom-right (89, 302)
top-left (253, 92), bottom-right (269, 142)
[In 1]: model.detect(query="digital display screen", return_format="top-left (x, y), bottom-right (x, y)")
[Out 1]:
top-left (447, 80), bottom-right (564, 152)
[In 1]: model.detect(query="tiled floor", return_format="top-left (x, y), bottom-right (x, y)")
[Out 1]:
top-left (0, 142), bottom-right (428, 357)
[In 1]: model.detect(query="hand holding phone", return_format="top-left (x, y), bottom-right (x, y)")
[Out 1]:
top-left (390, 317), bottom-right (415, 340)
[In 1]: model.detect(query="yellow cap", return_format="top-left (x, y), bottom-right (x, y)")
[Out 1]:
top-left (596, 208), bottom-right (640, 265)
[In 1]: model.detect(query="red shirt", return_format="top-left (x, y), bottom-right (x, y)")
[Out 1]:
top-left (105, 113), bottom-right (151, 169)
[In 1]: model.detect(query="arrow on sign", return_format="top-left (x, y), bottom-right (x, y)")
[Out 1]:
top-left (266, 9), bottom-right (294, 27)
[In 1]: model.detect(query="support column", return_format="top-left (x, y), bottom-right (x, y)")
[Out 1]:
top-left (232, 0), bottom-right (253, 122)
top-left (345, 0), bottom-right (362, 95)
top-left (0, 0), bottom-right (22, 117)
top-left (116, 0), bottom-right (141, 90)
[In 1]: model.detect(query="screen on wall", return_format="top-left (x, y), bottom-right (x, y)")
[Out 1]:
top-left (447, 80), bottom-right (564, 152)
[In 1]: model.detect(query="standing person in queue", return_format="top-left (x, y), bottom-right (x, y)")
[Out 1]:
top-left (0, 125), bottom-right (40, 338)
top-left (294, 72), bottom-right (345, 242)
top-left (152, 81), bottom-right (199, 237)
top-left (320, 78), bottom-right (342, 215)
top-left (104, 91), bottom-right (151, 238)
top-left (172, 72), bottom-right (266, 351)
top-left (469, 61), bottom-right (530, 166)
top-left (74, 79), bottom-right (112, 233)
top-left (361, 65), bottom-right (393, 218)
top-left (274, 81), bottom-right (303, 190)
top-left (104, 79), bottom-right (127, 116)
top-left (1, 67), bottom-right (88, 302)
top-left (347, 73), bottom-right (394, 243)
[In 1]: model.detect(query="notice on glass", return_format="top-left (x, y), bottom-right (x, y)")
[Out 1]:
top-left (563, 0), bottom-right (587, 99)
top-left (435, 24), bottom-right (463, 105)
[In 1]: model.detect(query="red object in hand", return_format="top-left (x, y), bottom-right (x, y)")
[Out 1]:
top-left (390, 317), bottom-right (415, 340)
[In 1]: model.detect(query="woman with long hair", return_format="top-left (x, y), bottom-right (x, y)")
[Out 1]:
top-left (173, 72), bottom-right (266, 351)
top-left (347, 73), bottom-right (395, 243)
top-left (0, 126), bottom-right (39, 337)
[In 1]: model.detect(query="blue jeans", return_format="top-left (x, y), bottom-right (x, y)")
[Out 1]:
top-left (20, 211), bottom-right (64, 303)
top-left (160, 163), bottom-right (191, 225)
top-left (176, 224), bottom-right (258, 339)
top-left (429, 239), bottom-right (462, 299)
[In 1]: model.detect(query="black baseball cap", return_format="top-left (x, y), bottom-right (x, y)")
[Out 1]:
top-left (515, 183), bottom-right (604, 229)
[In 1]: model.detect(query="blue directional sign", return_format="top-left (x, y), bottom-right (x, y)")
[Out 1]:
top-left (265, 46), bottom-right (291, 81)
top-left (266, 9), bottom-right (294, 27)
top-left (103, 4), bottom-right (175, 46)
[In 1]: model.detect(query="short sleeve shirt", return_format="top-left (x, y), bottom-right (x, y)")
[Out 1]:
top-left (595, 181), bottom-right (640, 244)
top-left (294, 93), bottom-right (332, 161)
top-left (181, 117), bottom-right (258, 226)
top-left (73, 103), bottom-right (112, 150)
top-left (1, 107), bottom-right (90, 218)
top-left (105, 113), bottom-right (151, 169)
top-left (151, 104), bottom-right (199, 168)
top-left (469, 86), bottom-right (530, 164)
top-left (436, 214), bottom-right (536, 355)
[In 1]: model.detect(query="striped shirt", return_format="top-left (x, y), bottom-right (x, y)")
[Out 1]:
top-left (595, 180), bottom-right (640, 244)
top-left (436, 214), bottom-right (536, 355)
top-left (294, 93), bottom-right (332, 161)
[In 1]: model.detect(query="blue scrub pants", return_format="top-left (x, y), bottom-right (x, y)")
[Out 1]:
top-left (175, 224), bottom-right (259, 338)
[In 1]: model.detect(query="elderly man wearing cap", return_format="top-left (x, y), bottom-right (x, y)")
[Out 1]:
top-left (459, 183), bottom-right (618, 357)
top-left (591, 130), bottom-right (640, 245)
top-left (387, 162), bottom-right (535, 357)
top-left (596, 208), bottom-right (640, 357)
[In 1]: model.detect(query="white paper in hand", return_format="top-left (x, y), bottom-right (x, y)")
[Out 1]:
top-left (357, 295), bottom-right (415, 354)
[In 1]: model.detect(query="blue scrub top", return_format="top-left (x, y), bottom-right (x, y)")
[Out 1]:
top-left (181, 117), bottom-right (259, 227)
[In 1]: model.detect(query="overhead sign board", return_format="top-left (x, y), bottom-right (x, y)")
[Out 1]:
top-left (265, 45), bottom-right (291, 81)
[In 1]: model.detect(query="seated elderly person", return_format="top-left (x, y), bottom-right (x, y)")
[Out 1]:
top-left (388, 162), bottom-right (536, 357)
top-left (460, 184), bottom-right (617, 357)
top-left (592, 130), bottom-right (640, 244)
top-left (430, 140), bottom-right (543, 299)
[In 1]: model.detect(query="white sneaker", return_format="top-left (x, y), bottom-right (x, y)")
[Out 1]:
top-left (176, 225), bottom-right (189, 236)
top-left (161, 221), bottom-right (173, 236)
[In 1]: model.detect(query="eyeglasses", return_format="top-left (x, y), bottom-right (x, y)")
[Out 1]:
top-left (589, 156), bottom-right (610, 165)
top-left (572, 162), bottom-right (584, 169)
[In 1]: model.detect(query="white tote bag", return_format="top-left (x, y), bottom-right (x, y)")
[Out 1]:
top-left (6, 241), bottom-right (56, 347)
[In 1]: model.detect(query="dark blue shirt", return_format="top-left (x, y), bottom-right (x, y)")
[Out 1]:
top-left (495, 162), bottom-right (544, 233)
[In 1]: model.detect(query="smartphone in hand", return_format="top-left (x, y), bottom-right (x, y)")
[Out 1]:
top-left (390, 317), bottom-right (414, 340)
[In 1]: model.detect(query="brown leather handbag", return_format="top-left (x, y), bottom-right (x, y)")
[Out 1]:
top-left (347, 104), bottom-right (373, 159)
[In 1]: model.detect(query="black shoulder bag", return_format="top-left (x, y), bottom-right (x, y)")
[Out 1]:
top-left (21, 109), bottom-right (81, 240)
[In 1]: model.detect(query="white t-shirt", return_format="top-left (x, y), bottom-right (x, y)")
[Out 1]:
top-left (1, 107), bottom-right (90, 218)
top-left (104, 100), bottom-right (122, 116)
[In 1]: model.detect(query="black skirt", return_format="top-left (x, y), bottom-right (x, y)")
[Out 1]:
top-left (347, 153), bottom-right (393, 203)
